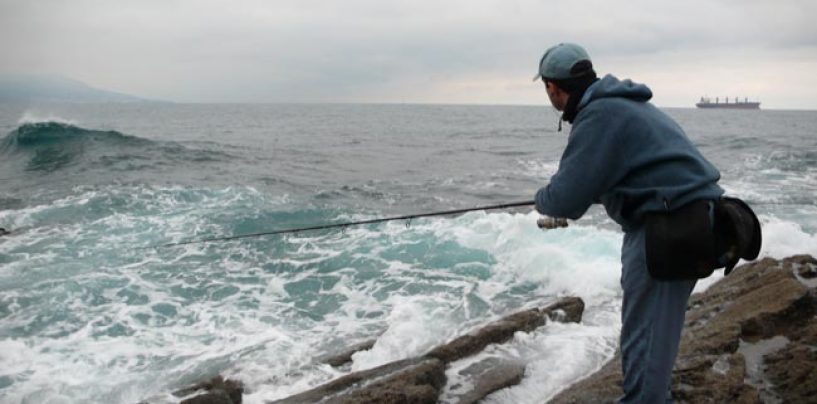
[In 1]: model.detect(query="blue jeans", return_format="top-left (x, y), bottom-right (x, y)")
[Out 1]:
top-left (619, 226), bottom-right (696, 403)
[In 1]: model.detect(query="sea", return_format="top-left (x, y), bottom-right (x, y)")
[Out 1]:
top-left (0, 102), bottom-right (816, 403)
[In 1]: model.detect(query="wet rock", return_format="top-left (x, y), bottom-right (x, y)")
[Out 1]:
top-left (0, 227), bottom-right (9, 236)
top-left (549, 255), bottom-right (817, 403)
top-left (174, 376), bottom-right (243, 404)
top-left (764, 342), bottom-right (817, 403)
top-left (427, 297), bottom-right (584, 363)
top-left (795, 256), bottom-right (817, 281)
top-left (444, 357), bottom-right (526, 404)
top-left (269, 357), bottom-right (446, 404)
top-left (181, 390), bottom-right (234, 404)
top-left (321, 338), bottom-right (378, 367)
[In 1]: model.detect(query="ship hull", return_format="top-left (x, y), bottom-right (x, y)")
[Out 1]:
top-left (696, 102), bottom-right (760, 109)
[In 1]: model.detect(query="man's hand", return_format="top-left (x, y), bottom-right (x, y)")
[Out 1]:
top-left (537, 216), bottom-right (568, 230)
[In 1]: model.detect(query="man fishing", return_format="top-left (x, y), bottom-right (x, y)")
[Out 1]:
top-left (532, 43), bottom-right (759, 402)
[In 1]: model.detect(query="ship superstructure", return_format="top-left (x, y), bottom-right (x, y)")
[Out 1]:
top-left (696, 96), bottom-right (760, 109)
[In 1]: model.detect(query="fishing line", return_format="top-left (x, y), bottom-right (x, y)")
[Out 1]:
top-left (150, 200), bottom-right (536, 249)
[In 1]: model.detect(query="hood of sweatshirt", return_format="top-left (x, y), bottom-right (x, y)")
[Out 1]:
top-left (578, 74), bottom-right (653, 111)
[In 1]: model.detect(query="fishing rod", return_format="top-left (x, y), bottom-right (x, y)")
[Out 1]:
top-left (151, 200), bottom-right (537, 249)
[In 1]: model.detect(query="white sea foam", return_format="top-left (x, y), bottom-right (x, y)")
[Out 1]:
top-left (518, 159), bottom-right (559, 179)
top-left (757, 215), bottom-right (817, 258)
top-left (17, 111), bottom-right (78, 125)
top-left (482, 320), bottom-right (619, 403)
top-left (437, 211), bottom-right (622, 304)
top-left (350, 294), bottom-right (455, 371)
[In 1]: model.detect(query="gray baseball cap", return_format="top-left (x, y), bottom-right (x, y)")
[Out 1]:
top-left (534, 43), bottom-right (593, 81)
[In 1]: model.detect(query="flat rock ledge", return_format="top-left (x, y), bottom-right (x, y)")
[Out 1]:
top-left (550, 255), bottom-right (817, 404)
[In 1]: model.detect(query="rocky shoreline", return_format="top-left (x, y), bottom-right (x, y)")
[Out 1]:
top-left (170, 255), bottom-right (817, 403)
top-left (172, 298), bottom-right (585, 403)
top-left (551, 255), bottom-right (817, 403)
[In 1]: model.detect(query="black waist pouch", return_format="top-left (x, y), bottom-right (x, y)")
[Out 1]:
top-left (645, 197), bottom-right (761, 280)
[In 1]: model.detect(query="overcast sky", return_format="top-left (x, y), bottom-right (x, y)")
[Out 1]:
top-left (1, 0), bottom-right (816, 109)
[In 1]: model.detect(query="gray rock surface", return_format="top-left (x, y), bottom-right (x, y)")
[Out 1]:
top-left (270, 357), bottom-right (446, 404)
top-left (444, 357), bottom-right (526, 404)
top-left (550, 255), bottom-right (817, 404)
top-left (427, 297), bottom-right (584, 363)
top-left (321, 338), bottom-right (379, 367)
top-left (174, 376), bottom-right (244, 404)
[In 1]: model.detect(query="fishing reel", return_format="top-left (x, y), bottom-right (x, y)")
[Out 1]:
top-left (537, 217), bottom-right (568, 230)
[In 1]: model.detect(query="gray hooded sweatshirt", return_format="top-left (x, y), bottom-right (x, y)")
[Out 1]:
top-left (535, 74), bottom-right (724, 232)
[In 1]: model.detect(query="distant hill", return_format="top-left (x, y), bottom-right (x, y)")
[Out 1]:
top-left (0, 75), bottom-right (156, 103)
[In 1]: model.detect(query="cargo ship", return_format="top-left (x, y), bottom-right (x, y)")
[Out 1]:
top-left (696, 96), bottom-right (760, 109)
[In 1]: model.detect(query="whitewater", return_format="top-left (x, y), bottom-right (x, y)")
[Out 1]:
top-left (0, 103), bottom-right (816, 403)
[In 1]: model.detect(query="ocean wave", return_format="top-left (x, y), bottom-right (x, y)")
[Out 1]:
top-left (0, 122), bottom-right (151, 172)
top-left (0, 122), bottom-right (236, 174)
top-left (2, 121), bottom-right (148, 150)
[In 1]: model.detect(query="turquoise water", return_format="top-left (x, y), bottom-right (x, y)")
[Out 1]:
top-left (0, 104), bottom-right (816, 403)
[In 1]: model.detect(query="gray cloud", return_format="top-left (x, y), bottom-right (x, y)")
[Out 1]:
top-left (1, 0), bottom-right (816, 108)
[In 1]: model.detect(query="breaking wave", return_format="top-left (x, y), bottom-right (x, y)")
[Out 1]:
top-left (0, 122), bottom-right (234, 174)
top-left (2, 121), bottom-right (147, 150)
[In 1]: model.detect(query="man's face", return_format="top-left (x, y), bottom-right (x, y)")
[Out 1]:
top-left (544, 81), bottom-right (566, 111)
